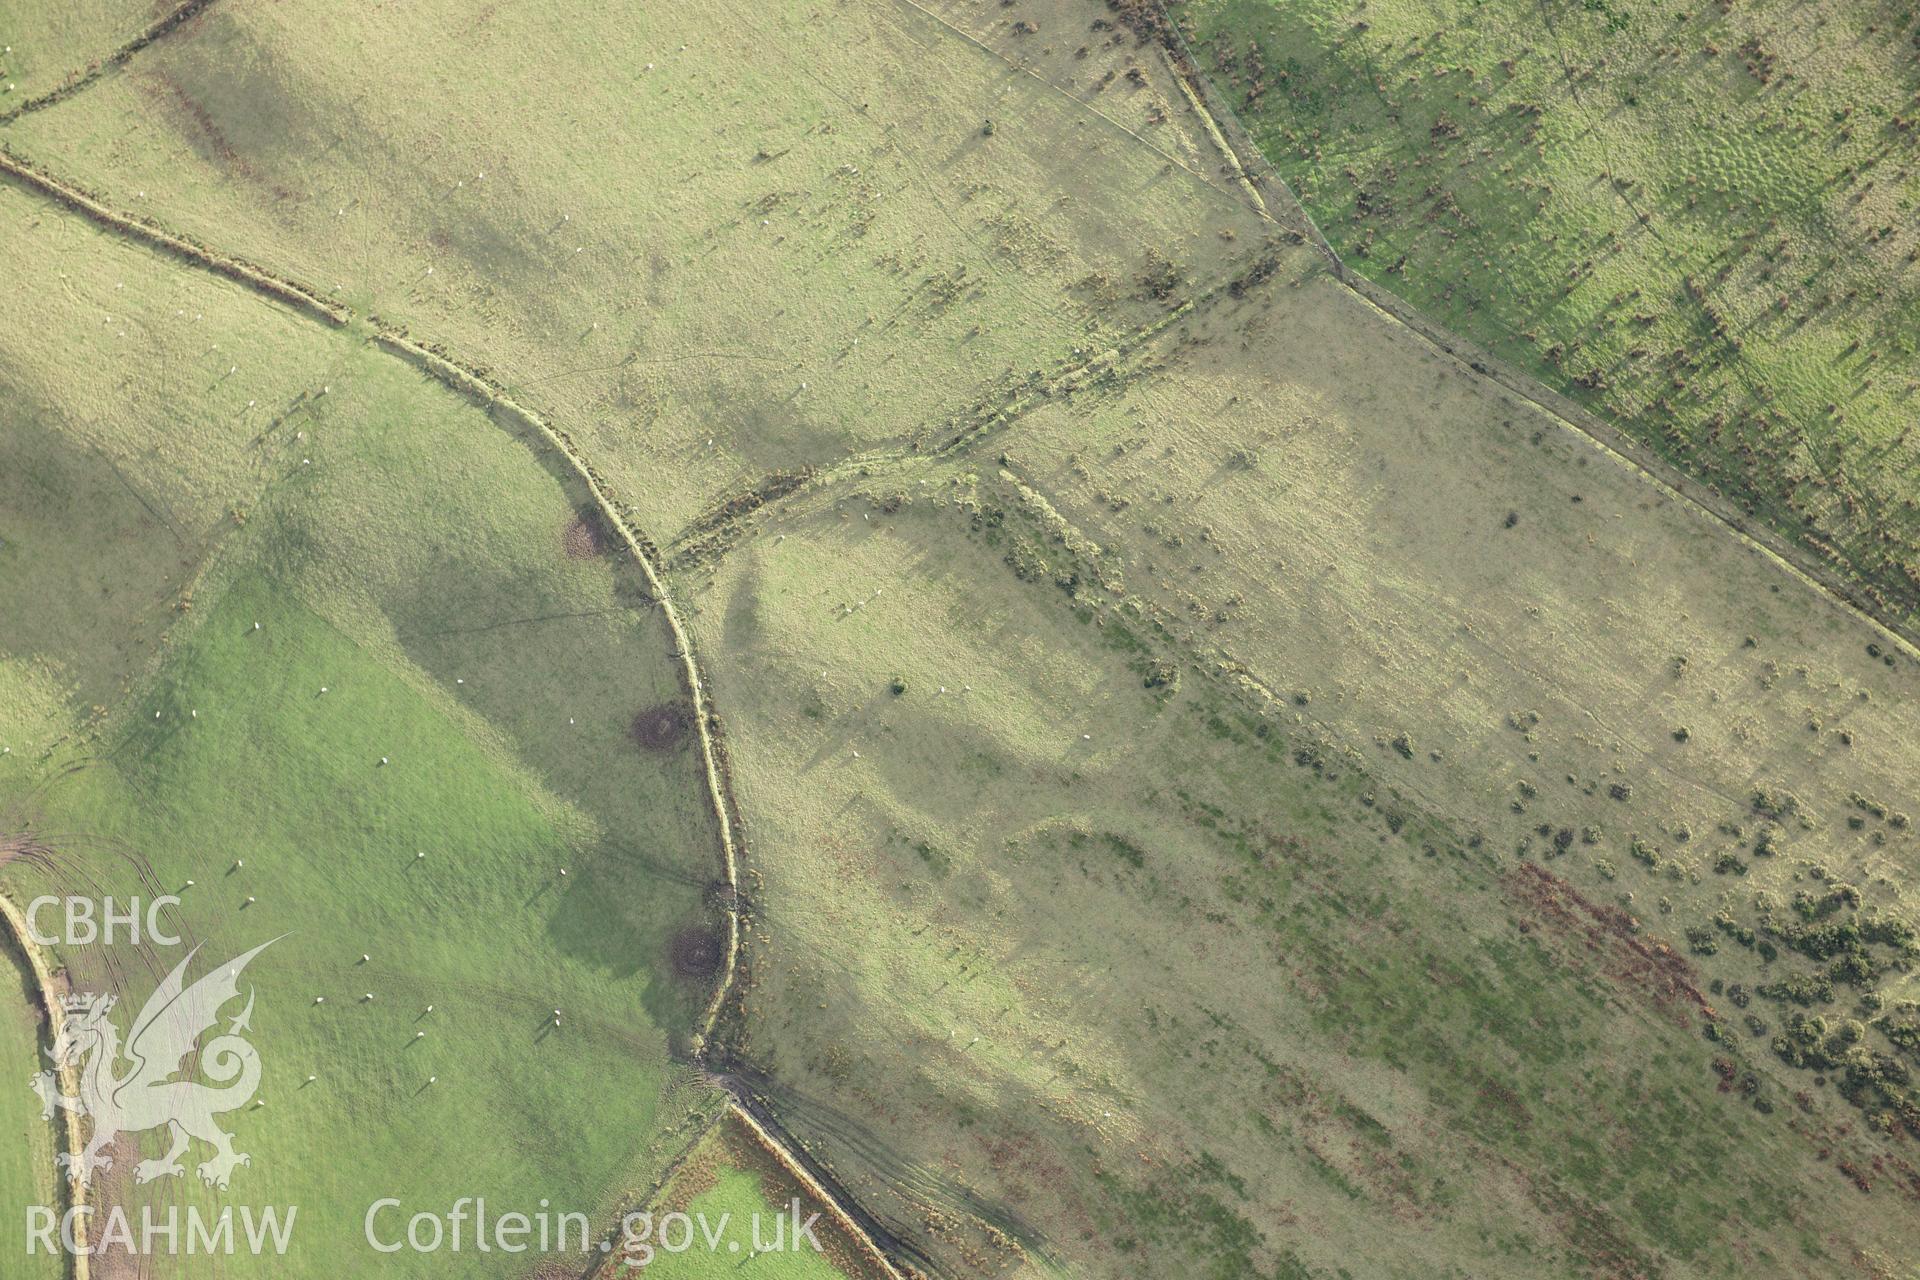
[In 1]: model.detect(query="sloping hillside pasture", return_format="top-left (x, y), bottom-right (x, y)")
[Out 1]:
top-left (670, 212), bottom-right (1920, 1274)
top-left (678, 453), bottom-right (1914, 1278)
top-left (4, 0), bottom-right (1267, 535)
top-left (0, 176), bottom-right (353, 752)
top-left (0, 191), bottom-right (727, 1276)
top-left (999, 253), bottom-right (1920, 1110)
top-left (911, 0), bottom-right (1262, 197)
top-left (5, 0), bottom-right (1920, 1277)
top-left (1174, 0), bottom-right (1920, 627)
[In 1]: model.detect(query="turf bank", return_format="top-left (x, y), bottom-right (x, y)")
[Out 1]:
top-left (27, 1204), bottom-right (298, 1257)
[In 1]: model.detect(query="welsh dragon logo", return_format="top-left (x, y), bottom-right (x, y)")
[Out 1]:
top-left (30, 939), bottom-right (277, 1190)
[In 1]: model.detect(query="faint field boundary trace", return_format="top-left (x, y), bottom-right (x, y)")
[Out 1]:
top-left (0, 0), bottom-right (223, 128)
top-left (1136, 0), bottom-right (1920, 662)
top-left (0, 142), bottom-right (923, 1279)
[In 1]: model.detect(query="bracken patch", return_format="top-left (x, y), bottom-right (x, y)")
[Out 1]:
top-left (1507, 862), bottom-right (1714, 1028)
top-left (562, 509), bottom-right (606, 559)
top-left (630, 701), bottom-right (693, 752)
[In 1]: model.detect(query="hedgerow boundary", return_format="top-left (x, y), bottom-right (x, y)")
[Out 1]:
top-left (0, 144), bottom-right (921, 1280)
top-left (1131, 0), bottom-right (1920, 660)
top-left (0, 0), bottom-right (224, 128)
top-left (1128, 0), bottom-right (1920, 660)
top-left (0, 891), bottom-right (90, 1280)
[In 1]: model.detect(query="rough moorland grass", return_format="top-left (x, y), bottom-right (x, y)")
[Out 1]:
top-left (0, 191), bottom-right (726, 1274)
top-left (681, 456), bottom-right (1913, 1278)
top-left (9, 0), bottom-right (1920, 1276)
top-left (994, 242), bottom-right (1920, 1137)
top-left (1, 0), bottom-right (1260, 535)
top-left (1172, 0), bottom-right (1920, 626)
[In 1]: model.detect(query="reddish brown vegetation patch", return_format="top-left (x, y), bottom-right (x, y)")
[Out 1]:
top-left (1475, 1072), bottom-right (1532, 1130)
top-left (630, 702), bottom-right (693, 752)
top-left (1506, 862), bottom-right (1714, 1027)
top-left (135, 70), bottom-right (260, 192)
top-left (562, 509), bottom-right (607, 559)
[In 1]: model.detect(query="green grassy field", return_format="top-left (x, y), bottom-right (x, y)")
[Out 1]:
top-left (0, 0), bottom-right (1259, 535)
top-left (0, 932), bottom-right (63, 1278)
top-left (632, 1166), bottom-right (847, 1279)
top-left (1171, 0), bottom-right (1920, 627)
top-left (5, 0), bottom-right (1920, 1277)
top-left (612, 1112), bottom-right (886, 1279)
top-left (0, 181), bottom-right (726, 1275)
top-left (0, 175), bottom-right (357, 749)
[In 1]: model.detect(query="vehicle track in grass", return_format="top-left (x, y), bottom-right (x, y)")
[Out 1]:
top-left (0, 890), bottom-right (92, 1279)
top-left (0, 829), bottom-right (218, 1280)
top-left (708, 1062), bottom-right (1056, 1274)
top-left (0, 144), bottom-right (925, 1279)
